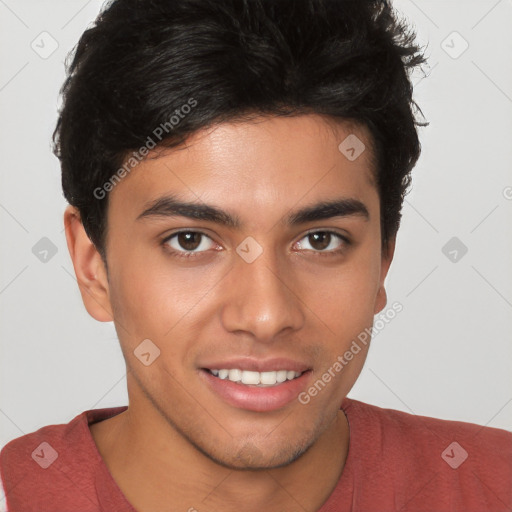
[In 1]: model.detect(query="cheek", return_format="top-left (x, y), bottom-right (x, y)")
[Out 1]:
top-left (304, 251), bottom-right (381, 332)
top-left (107, 247), bottom-right (223, 346)
top-left (303, 261), bottom-right (379, 397)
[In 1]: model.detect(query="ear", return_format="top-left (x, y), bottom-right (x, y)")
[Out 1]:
top-left (374, 236), bottom-right (396, 314)
top-left (63, 205), bottom-right (113, 322)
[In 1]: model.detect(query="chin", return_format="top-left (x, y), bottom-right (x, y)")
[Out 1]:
top-left (191, 427), bottom-right (319, 471)
top-left (211, 443), bottom-right (309, 471)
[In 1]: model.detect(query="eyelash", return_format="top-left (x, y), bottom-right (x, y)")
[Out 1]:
top-left (161, 229), bottom-right (351, 260)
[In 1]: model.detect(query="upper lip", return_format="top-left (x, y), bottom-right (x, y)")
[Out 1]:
top-left (199, 357), bottom-right (311, 373)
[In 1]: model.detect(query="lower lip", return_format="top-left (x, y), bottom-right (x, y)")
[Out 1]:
top-left (199, 369), bottom-right (311, 412)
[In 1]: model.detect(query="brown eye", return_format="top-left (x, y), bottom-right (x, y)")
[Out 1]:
top-left (177, 232), bottom-right (202, 251)
top-left (308, 232), bottom-right (332, 251)
top-left (296, 231), bottom-right (347, 253)
top-left (164, 231), bottom-right (215, 254)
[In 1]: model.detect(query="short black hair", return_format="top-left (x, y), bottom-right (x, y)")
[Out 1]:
top-left (53, 0), bottom-right (427, 260)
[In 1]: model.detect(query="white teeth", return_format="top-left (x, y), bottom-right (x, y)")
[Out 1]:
top-left (228, 369), bottom-right (242, 382)
top-left (208, 368), bottom-right (302, 386)
top-left (241, 371), bottom-right (260, 385)
top-left (276, 370), bottom-right (287, 383)
top-left (260, 371), bottom-right (276, 385)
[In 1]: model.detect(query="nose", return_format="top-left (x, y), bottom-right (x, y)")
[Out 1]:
top-left (220, 249), bottom-right (305, 343)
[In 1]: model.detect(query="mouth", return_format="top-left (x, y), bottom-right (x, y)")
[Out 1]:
top-left (199, 367), bottom-right (312, 412)
top-left (205, 368), bottom-right (305, 387)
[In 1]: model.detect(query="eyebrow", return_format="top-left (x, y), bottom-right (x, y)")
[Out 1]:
top-left (136, 194), bottom-right (369, 227)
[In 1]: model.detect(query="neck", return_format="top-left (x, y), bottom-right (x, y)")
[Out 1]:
top-left (90, 392), bottom-right (349, 511)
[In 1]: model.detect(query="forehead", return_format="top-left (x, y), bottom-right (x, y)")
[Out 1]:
top-left (108, 114), bottom-right (378, 226)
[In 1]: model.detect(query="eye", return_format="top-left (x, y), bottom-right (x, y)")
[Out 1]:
top-left (295, 231), bottom-right (349, 254)
top-left (163, 231), bottom-right (216, 256)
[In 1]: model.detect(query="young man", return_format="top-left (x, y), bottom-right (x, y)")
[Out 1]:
top-left (1, 0), bottom-right (510, 510)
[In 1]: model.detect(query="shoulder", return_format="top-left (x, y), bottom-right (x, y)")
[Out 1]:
top-left (0, 407), bottom-right (127, 511)
top-left (344, 398), bottom-right (512, 466)
top-left (342, 398), bottom-right (512, 509)
top-left (1, 410), bottom-right (86, 473)
top-left (1, 407), bottom-right (125, 466)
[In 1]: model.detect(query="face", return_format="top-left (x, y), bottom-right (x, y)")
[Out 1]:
top-left (69, 114), bottom-right (393, 470)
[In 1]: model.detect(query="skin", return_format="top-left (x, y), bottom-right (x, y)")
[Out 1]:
top-left (64, 114), bottom-right (395, 512)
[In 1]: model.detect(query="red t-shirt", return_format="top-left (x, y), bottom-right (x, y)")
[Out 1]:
top-left (1, 398), bottom-right (511, 511)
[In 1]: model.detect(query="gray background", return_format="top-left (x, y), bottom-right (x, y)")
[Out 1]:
top-left (1, 0), bottom-right (511, 460)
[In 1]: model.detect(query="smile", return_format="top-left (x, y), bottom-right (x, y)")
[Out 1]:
top-left (200, 368), bottom-right (312, 412)
top-left (207, 368), bottom-right (303, 387)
